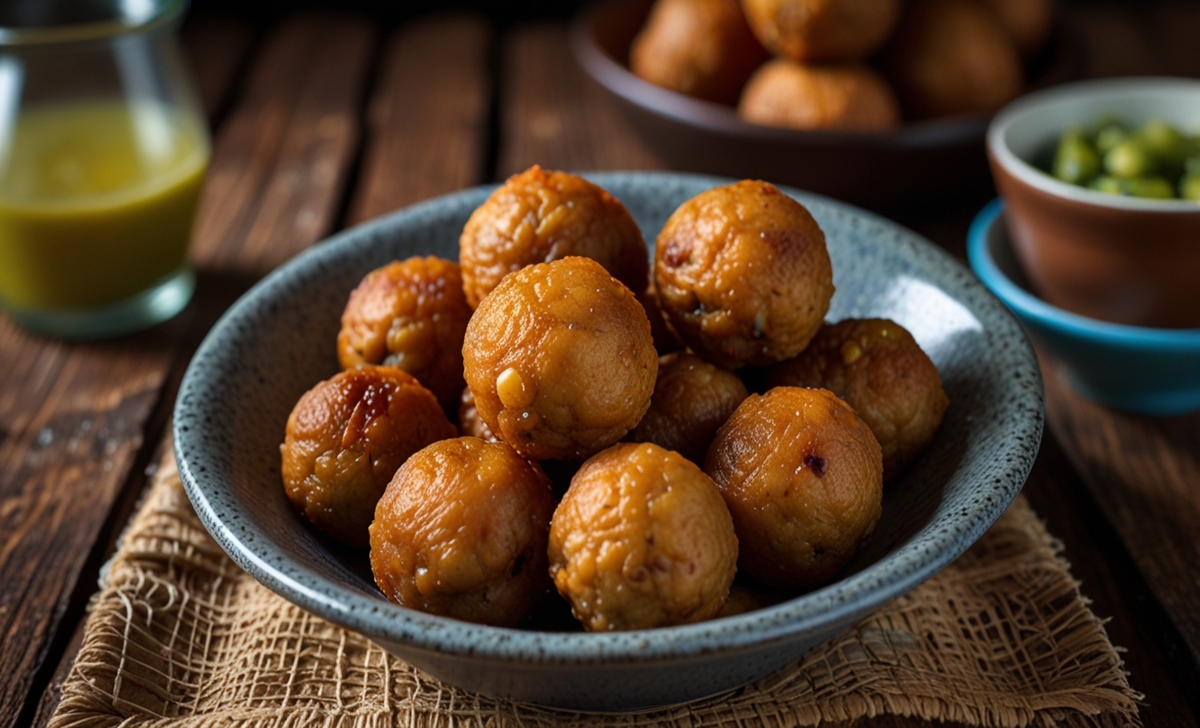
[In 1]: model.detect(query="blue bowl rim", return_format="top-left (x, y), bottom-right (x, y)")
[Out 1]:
top-left (175, 171), bottom-right (1044, 666)
top-left (968, 198), bottom-right (1200, 351)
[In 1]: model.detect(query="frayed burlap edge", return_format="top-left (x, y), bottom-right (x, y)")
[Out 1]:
top-left (50, 450), bottom-right (1142, 728)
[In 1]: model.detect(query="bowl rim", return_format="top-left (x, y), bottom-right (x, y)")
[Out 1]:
top-left (176, 171), bottom-right (1044, 666)
top-left (968, 198), bottom-right (1200, 348)
top-left (568, 0), bottom-right (991, 149)
top-left (987, 76), bottom-right (1200, 212)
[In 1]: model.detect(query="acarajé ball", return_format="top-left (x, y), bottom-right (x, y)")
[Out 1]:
top-left (549, 442), bottom-right (738, 631)
top-left (370, 437), bottom-right (557, 626)
top-left (462, 256), bottom-right (658, 460)
top-left (654, 180), bottom-right (834, 369)
top-left (459, 165), bottom-right (649, 308)
top-left (705, 386), bottom-right (882, 589)
top-left (337, 256), bottom-right (471, 411)
top-left (281, 366), bottom-right (457, 547)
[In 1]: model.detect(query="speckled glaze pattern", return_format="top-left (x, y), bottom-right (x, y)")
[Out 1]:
top-left (174, 172), bottom-right (1044, 711)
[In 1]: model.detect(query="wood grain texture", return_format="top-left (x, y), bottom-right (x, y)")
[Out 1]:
top-left (496, 22), bottom-right (663, 177)
top-left (193, 12), bottom-right (377, 274)
top-left (1042, 362), bottom-right (1200, 674)
top-left (347, 14), bottom-right (493, 224)
top-left (0, 14), bottom-right (374, 728)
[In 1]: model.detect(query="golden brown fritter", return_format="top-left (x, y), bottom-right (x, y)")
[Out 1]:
top-left (654, 180), bottom-right (834, 369)
top-left (457, 386), bottom-right (499, 442)
top-left (281, 367), bottom-right (457, 547)
top-left (705, 386), bottom-right (882, 589)
top-left (738, 60), bottom-right (901, 131)
top-left (463, 256), bottom-right (659, 460)
top-left (884, 0), bottom-right (1022, 119)
top-left (337, 257), bottom-right (471, 411)
top-left (768, 318), bottom-right (948, 481)
top-left (459, 166), bottom-right (649, 308)
top-left (981, 0), bottom-right (1053, 59)
top-left (630, 0), bottom-right (769, 105)
top-left (628, 351), bottom-right (749, 463)
top-left (740, 0), bottom-right (901, 62)
top-left (369, 437), bottom-right (557, 626)
top-left (549, 442), bottom-right (738, 631)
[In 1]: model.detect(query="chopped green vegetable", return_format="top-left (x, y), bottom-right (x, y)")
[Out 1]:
top-left (1053, 133), bottom-right (1100, 185)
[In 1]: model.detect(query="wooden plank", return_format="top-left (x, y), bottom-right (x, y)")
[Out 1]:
top-left (0, 14), bottom-right (375, 728)
top-left (1042, 362), bottom-right (1200, 678)
top-left (181, 15), bottom-right (257, 120)
top-left (496, 21), bottom-right (663, 177)
top-left (347, 13), bottom-right (493, 224)
top-left (193, 12), bottom-right (377, 273)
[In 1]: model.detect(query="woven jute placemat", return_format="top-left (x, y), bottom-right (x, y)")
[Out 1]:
top-left (50, 453), bottom-right (1142, 728)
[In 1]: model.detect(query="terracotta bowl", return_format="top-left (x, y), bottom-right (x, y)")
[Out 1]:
top-left (571, 0), bottom-right (1082, 212)
top-left (987, 77), bottom-right (1200, 329)
top-left (970, 199), bottom-right (1200, 416)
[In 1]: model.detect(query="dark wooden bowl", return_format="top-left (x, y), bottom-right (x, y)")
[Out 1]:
top-left (570, 0), bottom-right (1084, 212)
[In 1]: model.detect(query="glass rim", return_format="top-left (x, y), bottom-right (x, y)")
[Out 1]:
top-left (0, 0), bottom-right (186, 46)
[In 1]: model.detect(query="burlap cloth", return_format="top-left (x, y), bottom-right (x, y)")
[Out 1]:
top-left (50, 454), bottom-right (1142, 728)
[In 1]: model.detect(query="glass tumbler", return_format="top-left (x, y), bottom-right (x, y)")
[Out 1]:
top-left (0, 0), bottom-right (210, 339)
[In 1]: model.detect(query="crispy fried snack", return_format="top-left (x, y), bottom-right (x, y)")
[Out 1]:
top-left (370, 437), bottom-right (556, 626)
top-left (281, 366), bottom-right (457, 547)
top-left (459, 166), bottom-right (649, 308)
top-left (705, 386), bottom-right (882, 589)
top-left (884, 0), bottom-right (1022, 119)
top-left (549, 442), bottom-right (738, 631)
top-left (463, 256), bottom-right (658, 460)
top-left (655, 180), bottom-right (834, 369)
top-left (769, 318), bottom-right (948, 481)
top-left (337, 256), bottom-right (470, 411)
top-left (628, 351), bottom-right (749, 463)
top-left (631, 0), bottom-right (768, 105)
top-left (739, 60), bottom-right (900, 131)
top-left (740, 0), bottom-right (901, 62)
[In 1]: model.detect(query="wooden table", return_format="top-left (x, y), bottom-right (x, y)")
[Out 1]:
top-left (3, 5), bottom-right (1199, 726)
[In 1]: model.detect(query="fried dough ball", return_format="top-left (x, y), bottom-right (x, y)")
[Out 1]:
top-left (768, 319), bottom-right (948, 482)
top-left (884, 0), bottom-right (1023, 120)
top-left (549, 442), bottom-right (738, 631)
top-left (459, 166), bottom-right (649, 309)
top-left (654, 180), bottom-right (834, 369)
top-left (281, 367), bottom-right (457, 547)
top-left (741, 0), bottom-right (902, 62)
top-left (630, 0), bottom-right (769, 105)
top-left (369, 437), bottom-right (557, 626)
top-left (337, 257), bottom-right (471, 411)
top-left (628, 352), bottom-right (749, 463)
top-left (705, 387), bottom-right (882, 589)
top-left (982, 0), bottom-right (1053, 59)
top-left (739, 60), bottom-right (901, 132)
top-left (458, 386), bottom-right (498, 442)
top-left (463, 256), bottom-right (658, 460)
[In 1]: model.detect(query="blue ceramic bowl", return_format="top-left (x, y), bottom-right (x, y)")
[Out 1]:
top-left (175, 172), bottom-right (1043, 711)
top-left (969, 199), bottom-right (1200, 416)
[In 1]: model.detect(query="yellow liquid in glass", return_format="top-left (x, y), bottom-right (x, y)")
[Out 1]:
top-left (0, 100), bottom-right (209, 310)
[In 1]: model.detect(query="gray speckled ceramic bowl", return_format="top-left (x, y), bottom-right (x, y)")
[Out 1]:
top-left (174, 172), bottom-right (1043, 712)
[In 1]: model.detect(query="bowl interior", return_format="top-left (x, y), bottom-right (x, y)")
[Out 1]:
top-left (989, 77), bottom-right (1200, 210)
top-left (175, 172), bottom-right (1043, 664)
